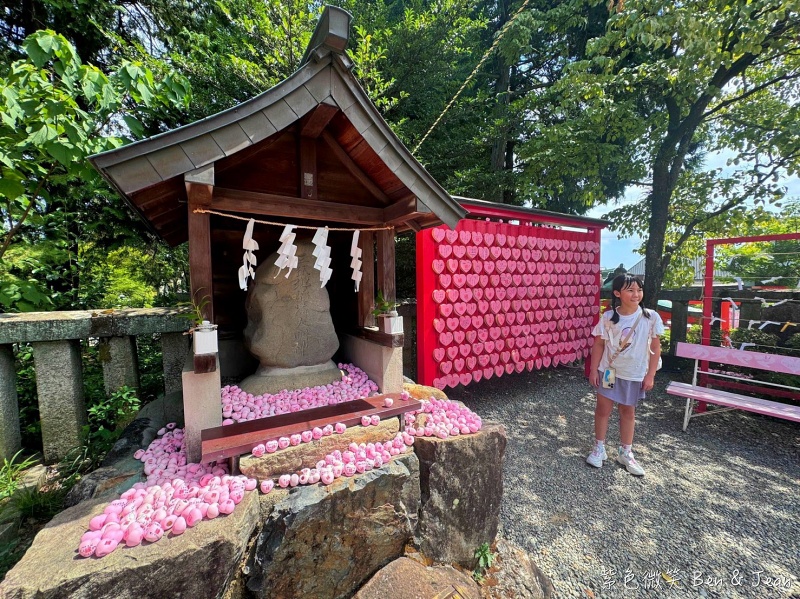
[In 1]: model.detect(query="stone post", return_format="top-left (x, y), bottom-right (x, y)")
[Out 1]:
top-left (739, 299), bottom-right (762, 329)
top-left (32, 340), bottom-right (86, 463)
top-left (341, 334), bottom-right (403, 393)
top-left (0, 345), bottom-right (21, 461)
top-left (161, 332), bottom-right (190, 396)
top-left (99, 335), bottom-right (140, 396)
top-left (182, 352), bottom-right (221, 463)
top-left (669, 300), bottom-right (689, 355)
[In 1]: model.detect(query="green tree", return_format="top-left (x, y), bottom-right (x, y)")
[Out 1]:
top-left (0, 30), bottom-right (190, 310)
top-left (520, 0), bottom-right (800, 306)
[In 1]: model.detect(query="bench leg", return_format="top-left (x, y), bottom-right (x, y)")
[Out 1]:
top-left (683, 398), bottom-right (693, 432)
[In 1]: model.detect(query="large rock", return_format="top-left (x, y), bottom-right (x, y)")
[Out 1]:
top-left (63, 391), bottom-right (184, 508)
top-left (0, 490), bottom-right (260, 599)
top-left (414, 423), bottom-right (506, 568)
top-left (403, 382), bottom-right (447, 401)
top-left (246, 453), bottom-right (420, 599)
top-left (479, 539), bottom-right (554, 599)
top-left (239, 418), bottom-right (399, 480)
top-left (353, 557), bottom-right (481, 599)
top-left (241, 239), bottom-right (340, 395)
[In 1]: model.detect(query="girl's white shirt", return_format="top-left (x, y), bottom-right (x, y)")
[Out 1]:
top-left (592, 309), bottom-right (665, 382)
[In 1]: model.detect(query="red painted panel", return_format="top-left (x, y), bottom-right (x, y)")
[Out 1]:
top-left (417, 218), bottom-right (602, 388)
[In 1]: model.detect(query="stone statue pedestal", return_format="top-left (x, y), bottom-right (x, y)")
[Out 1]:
top-left (240, 362), bottom-right (342, 396)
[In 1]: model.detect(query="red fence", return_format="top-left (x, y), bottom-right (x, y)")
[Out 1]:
top-left (416, 202), bottom-right (605, 389)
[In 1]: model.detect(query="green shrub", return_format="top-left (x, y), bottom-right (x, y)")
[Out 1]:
top-left (0, 451), bottom-right (39, 501)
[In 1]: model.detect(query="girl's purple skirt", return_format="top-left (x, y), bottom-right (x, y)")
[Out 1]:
top-left (596, 371), bottom-right (646, 406)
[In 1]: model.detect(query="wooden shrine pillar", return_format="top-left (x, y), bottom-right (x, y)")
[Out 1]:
top-left (376, 228), bottom-right (396, 306)
top-left (186, 166), bottom-right (215, 323)
top-left (358, 231), bottom-right (375, 327)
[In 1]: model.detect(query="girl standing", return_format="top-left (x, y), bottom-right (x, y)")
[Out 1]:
top-left (586, 274), bottom-right (664, 476)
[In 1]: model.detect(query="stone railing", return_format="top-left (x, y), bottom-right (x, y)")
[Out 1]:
top-left (0, 308), bottom-right (191, 463)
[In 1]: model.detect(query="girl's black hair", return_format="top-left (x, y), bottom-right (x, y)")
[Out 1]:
top-left (609, 274), bottom-right (651, 324)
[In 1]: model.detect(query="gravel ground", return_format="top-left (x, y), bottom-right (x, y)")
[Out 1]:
top-left (447, 365), bottom-right (800, 599)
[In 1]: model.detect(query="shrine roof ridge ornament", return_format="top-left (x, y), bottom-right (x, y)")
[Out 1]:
top-left (88, 5), bottom-right (467, 244)
top-left (299, 5), bottom-right (353, 68)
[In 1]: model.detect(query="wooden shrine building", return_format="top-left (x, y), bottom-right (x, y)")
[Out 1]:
top-left (89, 6), bottom-right (466, 397)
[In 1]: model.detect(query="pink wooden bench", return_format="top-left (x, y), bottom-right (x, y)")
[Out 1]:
top-left (668, 342), bottom-right (800, 431)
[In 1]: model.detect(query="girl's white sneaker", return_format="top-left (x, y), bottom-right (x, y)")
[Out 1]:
top-left (586, 444), bottom-right (607, 468)
top-left (617, 448), bottom-right (645, 476)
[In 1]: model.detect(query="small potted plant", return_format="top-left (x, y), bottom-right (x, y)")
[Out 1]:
top-left (372, 290), bottom-right (402, 334)
top-left (183, 291), bottom-right (218, 355)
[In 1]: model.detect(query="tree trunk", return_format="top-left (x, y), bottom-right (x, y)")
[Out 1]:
top-left (643, 154), bottom-right (673, 309)
top-left (489, 0), bottom-right (511, 203)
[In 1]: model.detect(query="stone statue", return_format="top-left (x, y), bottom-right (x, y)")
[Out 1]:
top-left (239, 238), bottom-right (342, 394)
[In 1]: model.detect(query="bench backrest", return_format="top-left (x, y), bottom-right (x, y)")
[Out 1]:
top-left (675, 342), bottom-right (800, 377)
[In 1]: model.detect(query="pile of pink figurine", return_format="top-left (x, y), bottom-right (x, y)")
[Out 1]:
top-left (261, 431), bottom-right (416, 492)
top-left (403, 397), bottom-right (483, 439)
top-left (78, 378), bottom-right (484, 559)
top-left (221, 363), bottom-right (378, 425)
top-left (77, 424), bottom-right (258, 558)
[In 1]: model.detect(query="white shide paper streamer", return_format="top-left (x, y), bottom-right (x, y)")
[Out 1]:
top-left (350, 230), bottom-right (362, 292)
top-left (238, 219), bottom-right (259, 290)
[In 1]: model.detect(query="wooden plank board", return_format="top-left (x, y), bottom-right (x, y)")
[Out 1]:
top-left (320, 131), bottom-right (390, 204)
top-left (675, 342), bottom-right (800, 376)
top-left (200, 393), bottom-right (420, 463)
top-left (212, 188), bottom-right (384, 225)
top-left (358, 231), bottom-right (375, 327)
top-left (299, 137), bottom-right (318, 199)
top-left (186, 181), bottom-right (214, 322)
top-left (377, 228), bottom-right (395, 304)
top-left (300, 103), bottom-right (339, 138)
top-left (667, 382), bottom-right (800, 422)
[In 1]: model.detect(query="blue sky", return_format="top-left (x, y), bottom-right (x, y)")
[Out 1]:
top-left (586, 153), bottom-right (800, 269)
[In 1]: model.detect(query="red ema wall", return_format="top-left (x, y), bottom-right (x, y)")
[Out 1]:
top-left (417, 218), bottom-right (601, 389)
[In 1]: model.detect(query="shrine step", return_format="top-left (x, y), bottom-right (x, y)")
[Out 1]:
top-left (200, 394), bottom-right (420, 463)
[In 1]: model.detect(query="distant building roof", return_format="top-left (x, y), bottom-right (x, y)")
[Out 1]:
top-left (627, 256), bottom-right (731, 282)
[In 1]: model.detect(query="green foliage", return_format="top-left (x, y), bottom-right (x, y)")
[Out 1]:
top-left (0, 28), bottom-right (191, 313)
top-left (58, 385), bottom-right (141, 479)
top-left (83, 383), bottom-right (141, 461)
top-left (372, 289), bottom-right (399, 316)
top-left (686, 324), bottom-right (724, 347)
top-left (786, 332), bottom-right (800, 351)
top-left (395, 233), bottom-right (416, 299)
top-left (660, 328), bottom-right (670, 355)
top-left (0, 538), bottom-right (28, 580)
top-left (474, 542), bottom-right (496, 569)
top-left (0, 452), bottom-right (39, 501)
top-left (473, 541), bottom-right (497, 581)
top-left (2, 485), bottom-right (67, 524)
top-left (179, 289), bottom-right (212, 327)
top-left (12, 345), bottom-right (40, 451)
top-left (524, 0), bottom-right (800, 300)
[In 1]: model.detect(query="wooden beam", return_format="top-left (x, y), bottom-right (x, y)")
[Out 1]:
top-left (201, 394), bottom-right (420, 463)
top-left (320, 130), bottom-right (391, 205)
top-left (376, 228), bottom-right (395, 305)
top-left (213, 188), bottom-right (384, 225)
top-left (300, 103), bottom-right (339, 138)
top-left (403, 219), bottom-right (422, 233)
top-left (383, 196), bottom-right (416, 224)
top-left (299, 137), bottom-right (318, 200)
top-left (186, 181), bottom-right (214, 322)
top-left (358, 231), bottom-right (375, 327)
